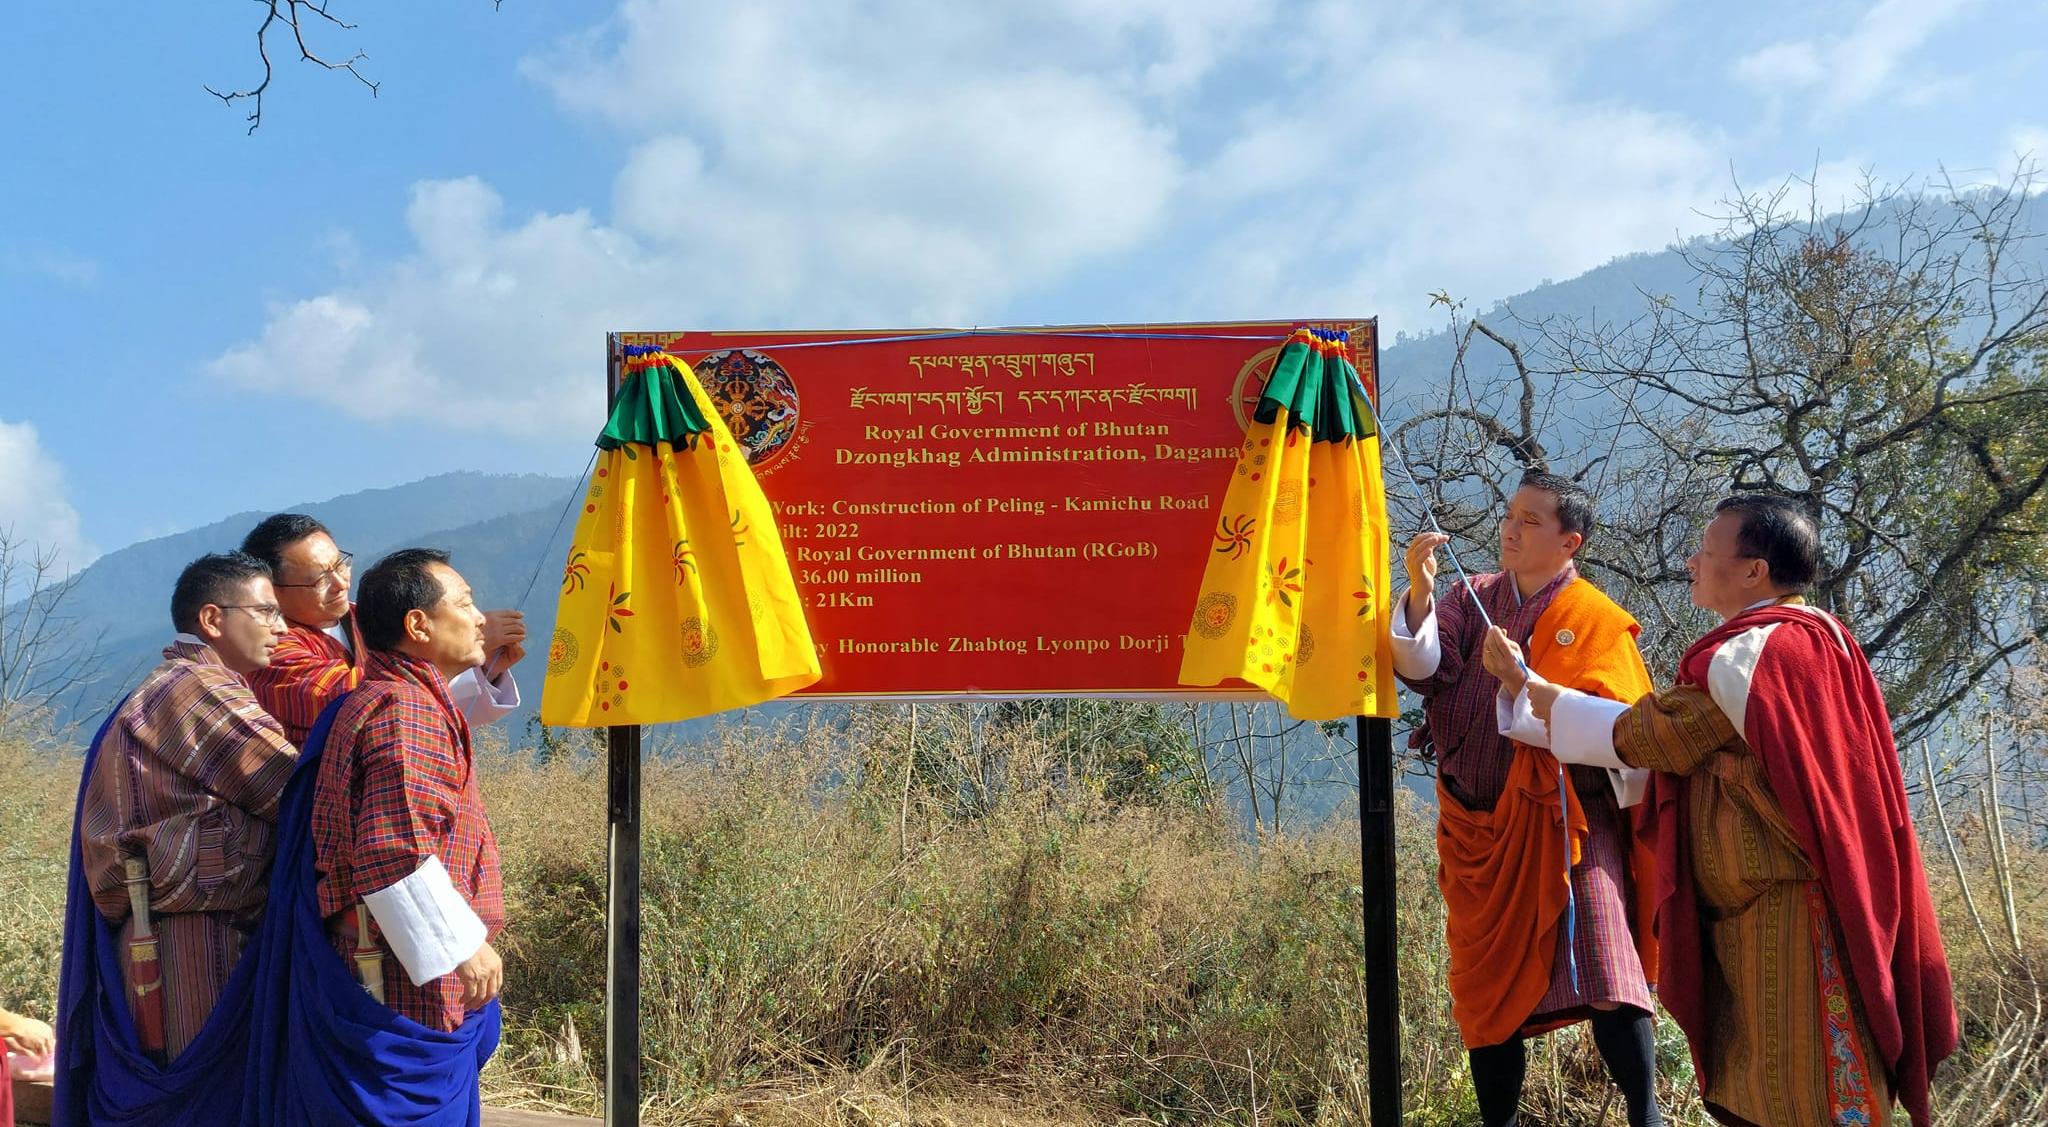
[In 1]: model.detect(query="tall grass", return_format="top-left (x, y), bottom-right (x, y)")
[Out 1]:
top-left (2, 706), bottom-right (2043, 1125)
top-left (0, 725), bottom-right (74, 1024)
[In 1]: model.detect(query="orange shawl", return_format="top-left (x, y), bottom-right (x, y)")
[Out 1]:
top-left (1435, 577), bottom-right (1656, 1047)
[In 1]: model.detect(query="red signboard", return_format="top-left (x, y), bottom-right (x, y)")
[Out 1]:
top-left (621, 320), bottom-right (1376, 699)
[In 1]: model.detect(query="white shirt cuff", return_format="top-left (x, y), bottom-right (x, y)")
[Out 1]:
top-left (361, 855), bottom-right (488, 986)
top-left (1497, 686), bottom-right (1551, 747)
top-left (1549, 689), bottom-right (1631, 768)
top-left (1547, 690), bottom-right (1652, 808)
top-left (1388, 591), bottom-right (1441, 678)
top-left (449, 666), bottom-right (520, 725)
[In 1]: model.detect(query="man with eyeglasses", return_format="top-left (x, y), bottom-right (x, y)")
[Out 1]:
top-left (239, 513), bottom-right (525, 744)
top-left (1485, 495), bottom-right (1956, 1127)
top-left (58, 552), bottom-right (296, 1108)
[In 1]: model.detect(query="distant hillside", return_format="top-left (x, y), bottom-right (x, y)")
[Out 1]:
top-left (1377, 244), bottom-right (1703, 401)
top-left (1378, 188), bottom-right (2048, 411)
top-left (50, 188), bottom-right (2045, 818)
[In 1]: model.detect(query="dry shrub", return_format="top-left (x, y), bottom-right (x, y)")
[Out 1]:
top-left (479, 709), bottom-right (1707, 1125)
top-left (480, 706), bottom-right (2047, 1126)
top-left (1924, 843), bottom-right (2048, 1127)
top-left (0, 726), bottom-right (80, 1021)
top-left (3, 706), bottom-right (2043, 1125)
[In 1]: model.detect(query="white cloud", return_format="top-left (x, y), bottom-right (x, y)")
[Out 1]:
top-left (547, 0), bottom-right (1190, 317)
top-left (605, 73), bottom-right (1180, 317)
top-left (1733, 0), bottom-right (1980, 114)
top-left (0, 419), bottom-right (93, 573)
top-left (1895, 73), bottom-right (1974, 109)
top-left (213, 0), bottom-right (1210, 436)
top-left (1810, 158), bottom-right (1886, 214)
top-left (209, 177), bottom-right (669, 436)
top-left (211, 0), bottom-right (1762, 429)
top-left (529, 0), bottom-right (1266, 126)
top-left (4, 247), bottom-right (99, 287)
top-left (2009, 124), bottom-right (2048, 164)
top-left (1733, 41), bottom-right (1824, 89)
top-left (2000, 124), bottom-right (2048, 192)
top-left (564, 0), bottom-right (1731, 330)
top-left (1172, 13), bottom-right (1726, 329)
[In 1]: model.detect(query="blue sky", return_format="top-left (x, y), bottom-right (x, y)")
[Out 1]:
top-left (1, 0), bottom-right (2043, 567)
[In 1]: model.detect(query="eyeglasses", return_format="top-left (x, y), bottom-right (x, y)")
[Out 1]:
top-left (218, 604), bottom-right (287, 627)
top-left (275, 550), bottom-right (354, 590)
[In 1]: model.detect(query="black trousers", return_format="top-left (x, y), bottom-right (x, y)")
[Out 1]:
top-left (1467, 1005), bottom-right (1663, 1127)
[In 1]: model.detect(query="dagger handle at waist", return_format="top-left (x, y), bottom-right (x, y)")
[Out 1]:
top-left (121, 855), bottom-right (154, 940)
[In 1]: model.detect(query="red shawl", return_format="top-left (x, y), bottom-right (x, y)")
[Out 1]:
top-left (1656, 603), bottom-right (1956, 1123)
top-left (246, 607), bottom-right (367, 746)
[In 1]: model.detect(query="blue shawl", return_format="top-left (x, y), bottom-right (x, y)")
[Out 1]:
top-left (52, 713), bottom-right (257, 1125)
top-left (53, 696), bottom-right (501, 1126)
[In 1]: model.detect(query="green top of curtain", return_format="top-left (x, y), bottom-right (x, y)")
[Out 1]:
top-left (597, 356), bottom-right (712, 449)
top-left (1252, 339), bottom-right (1377, 442)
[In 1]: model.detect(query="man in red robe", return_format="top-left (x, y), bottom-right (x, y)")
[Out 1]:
top-left (1489, 495), bottom-right (1956, 1125)
top-left (309, 548), bottom-right (504, 1034)
top-left (239, 513), bottom-right (526, 745)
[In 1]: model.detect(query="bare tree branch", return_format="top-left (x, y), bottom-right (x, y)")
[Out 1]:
top-left (205, 1), bottom-right (504, 133)
top-left (206, 0), bottom-right (378, 134)
top-left (0, 529), bottom-right (107, 732)
top-left (1399, 167), bottom-right (2048, 736)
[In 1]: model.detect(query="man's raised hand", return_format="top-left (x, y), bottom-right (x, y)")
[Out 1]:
top-left (481, 610), bottom-right (526, 651)
top-left (1404, 532), bottom-right (1451, 629)
top-left (1482, 626), bottom-right (1529, 694)
top-left (481, 610), bottom-right (528, 678)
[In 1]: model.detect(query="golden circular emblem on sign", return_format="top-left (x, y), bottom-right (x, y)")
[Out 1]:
top-left (697, 348), bottom-right (802, 472)
top-left (1230, 346), bottom-right (1284, 433)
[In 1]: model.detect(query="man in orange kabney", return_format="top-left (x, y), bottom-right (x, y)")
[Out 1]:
top-left (1392, 471), bottom-right (1663, 1127)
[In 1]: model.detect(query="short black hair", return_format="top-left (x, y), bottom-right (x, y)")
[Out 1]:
top-left (171, 552), bottom-right (272, 634)
top-left (1714, 494), bottom-right (1820, 591)
top-left (1517, 470), bottom-right (1597, 542)
top-left (241, 513), bottom-right (331, 574)
top-left (357, 548), bottom-right (452, 651)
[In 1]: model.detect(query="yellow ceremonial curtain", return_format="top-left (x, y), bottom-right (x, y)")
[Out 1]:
top-left (541, 348), bottom-right (820, 726)
top-left (1179, 328), bottom-right (1397, 721)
